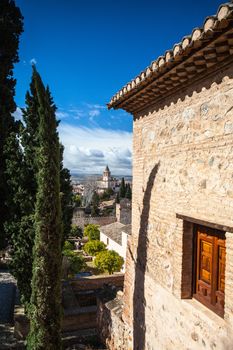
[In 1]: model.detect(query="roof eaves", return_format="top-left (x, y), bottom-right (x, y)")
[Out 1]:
top-left (107, 2), bottom-right (233, 111)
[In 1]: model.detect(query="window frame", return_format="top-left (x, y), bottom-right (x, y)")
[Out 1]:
top-left (192, 224), bottom-right (226, 318)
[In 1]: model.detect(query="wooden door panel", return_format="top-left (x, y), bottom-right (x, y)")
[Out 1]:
top-left (218, 245), bottom-right (225, 293)
top-left (194, 225), bottom-right (225, 318)
top-left (200, 240), bottom-right (212, 284)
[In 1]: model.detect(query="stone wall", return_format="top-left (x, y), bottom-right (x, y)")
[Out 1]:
top-left (70, 274), bottom-right (124, 292)
top-left (106, 60), bottom-right (233, 349)
top-left (116, 199), bottom-right (132, 225)
top-left (97, 293), bottom-right (133, 350)
top-left (72, 215), bottom-right (116, 229)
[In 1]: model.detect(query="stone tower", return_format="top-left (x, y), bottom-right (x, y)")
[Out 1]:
top-left (102, 165), bottom-right (111, 189)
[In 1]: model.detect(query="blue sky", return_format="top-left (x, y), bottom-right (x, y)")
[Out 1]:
top-left (14, 0), bottom-right (224, 175)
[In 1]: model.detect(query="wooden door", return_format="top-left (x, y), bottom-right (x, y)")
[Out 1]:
top-left (194, 225), bottom-right (225, 317)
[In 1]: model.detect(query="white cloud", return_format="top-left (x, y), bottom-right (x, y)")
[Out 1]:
top-left (30, 58), bottom-right (37, 65)
top-left (13, 107), bottom-right (23, 121)
top-left (89, 109), bottom-right (100, 118)
top-left (59, 124), bottom-right (132, 175)
top-left (86, 103), bottom-right (106, 110)
top-left (56, 111), bottom-right (69, 119)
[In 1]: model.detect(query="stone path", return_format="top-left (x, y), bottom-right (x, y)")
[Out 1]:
top-left (0, 270), bottom-right (16, 324)
top-left (0, 270), bottom-right (24, 349)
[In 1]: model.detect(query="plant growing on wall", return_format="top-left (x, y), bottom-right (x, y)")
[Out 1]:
top-left (94, 250), bottom-right (124, 275)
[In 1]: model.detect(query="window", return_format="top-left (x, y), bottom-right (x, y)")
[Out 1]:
top-left (193, 224), bottom-right (226, 317)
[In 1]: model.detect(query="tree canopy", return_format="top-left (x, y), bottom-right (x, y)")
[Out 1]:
top-left (0, 0), bottom-right (23, 248)
top-left (84, 224), bottom-right (100, 241)
top-left (94, 250), bottom-right (124, 275)
top-left (27, 67), bottom-right (62, 349)
top-left (83, 240), bottom-right (106, 256)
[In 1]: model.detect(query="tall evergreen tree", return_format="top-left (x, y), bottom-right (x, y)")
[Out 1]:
top-left (125, 183), bottom-right (132, 200)
top-left (7, 77), bottom-right (40, 307)
top-left (0, 0), bottom-right (23, 248)
top-left (60, 145), bottom-right (73, 244)
top-left (28, 68), bottom-right (62, 349)
top-left (116, 192), bottom-right (120, 204)
top-left (7, 77), bottom-right (73, 307)
top-left (119, 177), bottom-right (126, 198)
top-left (4, 130), bottom-right (34, 306)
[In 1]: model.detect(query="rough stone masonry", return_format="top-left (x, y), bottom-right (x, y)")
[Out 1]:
top-left (99, 3), bottom-right (233, 350)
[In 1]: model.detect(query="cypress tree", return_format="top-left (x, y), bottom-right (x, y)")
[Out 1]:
top-left (116, 192), bottom-right (120, 204)
top-left (27, 68), bottom-right (62, 349)
top-left (125, 183), bottom-right (132, 200)
top-left (0, 0), bottom-right (23, 248)
top-left (119, 177), bottom-right (126, 198)
top-left (7, 77), bottom-right (40, 307)
top-left (7, 76), bottom-right (73, 308)
top-left (4, 129), bottom-right (34, 306)
top-left (60, 145), bottom-right (73, 244)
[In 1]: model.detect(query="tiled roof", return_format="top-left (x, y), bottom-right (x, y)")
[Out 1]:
top-left (108, 3), bottom-right (233, 113)
top-left (100, 222), bottom-right (131, 245)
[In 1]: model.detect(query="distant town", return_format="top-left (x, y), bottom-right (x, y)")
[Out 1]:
top-left (71, 165), bottom-right (132, 219)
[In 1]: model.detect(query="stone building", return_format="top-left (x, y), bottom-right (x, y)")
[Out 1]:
top-left (100, 222), bottom-right (131, 272)
top-left (116, 198), bottom-right (131, 225)
top-left (97, 165), bottom-right (118, 192)
top-left (99, 3), bottom-right (233, 350)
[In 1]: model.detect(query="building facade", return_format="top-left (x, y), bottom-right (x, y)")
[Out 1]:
top-left (97, 165), bottom-right (118, 192)
top-left (100, 3), bottom-right (233, 350)
top-left (100, 222), bottom-right (131, 272)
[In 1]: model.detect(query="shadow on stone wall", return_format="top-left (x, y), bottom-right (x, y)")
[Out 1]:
top-left (133, 162), bottom-right (160, 350)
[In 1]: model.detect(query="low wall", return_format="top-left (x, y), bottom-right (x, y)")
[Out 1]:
top-left (97, 293), bottom-right (132, 350)
top-left (72, 215), bottom-right (116, 229)
top-left (70, 274), bottom-right (124, 292)
top-left (63, 306), bottom-right (97, 332)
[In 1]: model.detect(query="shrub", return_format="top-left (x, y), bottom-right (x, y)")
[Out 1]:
top-left (70, 224), bottom-right (83, 238)
top-left (63, 249), bottom-right (86, 274)
top-left (83, 240), bottom-right (106, 256)
top-left (73, 194), bottom-right (82, 207)
top-left (94, 250), bottom-right (124, 274)
top-left (63, 240), bottom-right (74, 251)
top-left (84, 224), bottom-right (100, 241)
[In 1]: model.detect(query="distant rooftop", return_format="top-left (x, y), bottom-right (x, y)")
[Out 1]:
top-left (101, 222), bottom-right (131, 245)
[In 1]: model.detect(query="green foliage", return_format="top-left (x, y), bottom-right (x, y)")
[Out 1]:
top-left (60, 145), bottom-right (73, 243)
top-left (83, 240), bottom-right (106, 256)
top-left (70, 224), bottom-right (83, 238)
top-left (91, 191), bottom-right (100, 216)
top-left (0, 0), bottom-right (23, 248)
top-left (100, 188), bottom-right (113, 201)
top-left (125, 183), bottom-right (132, 200)
top-left (8, 216), bottom-right (34, 309)
top-left (63, 240), bottom-right (75, 251)
top-left (73, 194), bottom-right (82, 207)
top-left (92, 191), bottom-right (99, 206)
top-left (91, 205), bottom-right (99, 216)
top-left (63, 249), bottom-right (86, 274)
top-left (6, 69), bottom-right (72, 308)
top-left (3, 128), bottom-right (35, 307)
top-left (94, 250), bottom-right (124, 275)
top-left (119, 177), bottom-right (126, 198)
top-left (116, 192), bottom-right (120, 204)
top-left (84, 224), bottom-right (100, 241)
top-left (27, 68), bottom-right (62, 349)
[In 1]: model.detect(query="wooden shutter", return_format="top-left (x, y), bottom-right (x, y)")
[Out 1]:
top-left (194, 225), bottom-right (225, 317)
